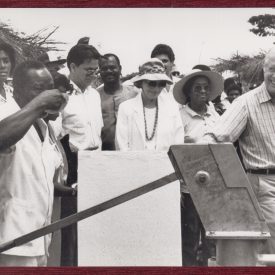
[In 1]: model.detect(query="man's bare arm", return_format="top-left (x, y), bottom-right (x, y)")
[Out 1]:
top-left (0, 89), bottom-right (68, 151)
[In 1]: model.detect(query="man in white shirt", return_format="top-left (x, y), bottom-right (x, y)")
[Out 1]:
top-left (201, 47), bottom-right (275, 254)
top-left (60, 44), bottom-right (103, 152)
top-left (0, 60), bottom-right (68, 266)
top-left (56, 44), bottom-right (103, 266)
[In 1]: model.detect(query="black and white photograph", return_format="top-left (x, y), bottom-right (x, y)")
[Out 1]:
top-left (0, 7), bottom-right (275, 268)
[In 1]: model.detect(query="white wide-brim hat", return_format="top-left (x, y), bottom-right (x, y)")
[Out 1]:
top-left (173, 69), bottom-right (224, 105)
top-left (131, 58), bottom-right (173, 85)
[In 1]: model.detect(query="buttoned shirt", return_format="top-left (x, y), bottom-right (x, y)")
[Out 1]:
top-left (0, 99), bottom-right (59, 256)
top-left (180, 103), bottom-right (219, 193)
top-left (180, 104), bottom-right (220, 143)
top-left (204, 83), bottom-right (275, 170)
top-left (221, 97), bottom-right (231, 110)
top-left (59, 81), bottom-right (103, 150)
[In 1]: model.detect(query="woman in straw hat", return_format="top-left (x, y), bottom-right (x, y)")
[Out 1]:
top-left (115, 58), bottom-right (184, 151)
top-left (173, 68), bottom-right (223, 266)
top-left (173, 69), bottom-right (223, 143)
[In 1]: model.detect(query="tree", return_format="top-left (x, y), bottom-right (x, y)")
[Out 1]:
top-left (211, 51), bottom-right (265, 89)
top-left (248, 14), bottom-right (275, 37)
top-left (0, 21), bottom-right (65, 64)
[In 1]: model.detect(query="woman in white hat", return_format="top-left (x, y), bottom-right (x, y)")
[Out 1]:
top-left (173, 69), bottom-right (223, 266)
top-left (115, 58), bottom-right (184, 151)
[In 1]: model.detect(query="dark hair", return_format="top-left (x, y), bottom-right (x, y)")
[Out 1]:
top-left (77, 36), bottom-right (90, 45)
top-left (225, 83), bottom-right (242, 95)
top-left (224, 77), bottom-right (236, 91)
top-left (99, 53), bottom-right (121, 67)
top-left (0, 43), bottom-right (16, 74)
top-left (13, 60), bottom-right (46, 97)
top-left (183, 75), bottom-right (210, 103)
top-left (192, 64), bottom-right (211, 71)
top-left (151, 44), bottom-right (175, 63)
top-left (67, 44), bottom-right (101, 70)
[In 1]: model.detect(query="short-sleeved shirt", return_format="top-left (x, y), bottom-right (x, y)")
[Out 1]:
top-left (180, 104), bottom-right (220, 143)
top-left (0, 99), bottom-right (59, 256)
top-left (179, 104), bottom-right (219, 192)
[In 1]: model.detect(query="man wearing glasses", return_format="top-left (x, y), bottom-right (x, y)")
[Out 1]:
top-left (60, 44), bottom-right (103, 152)
top-left (55, 44), bottom-right (103, 266)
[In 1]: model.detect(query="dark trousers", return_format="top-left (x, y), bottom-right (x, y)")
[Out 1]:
top-left (181, 192), bottom-right (215, 266)
top-left (60, 197), bottom-right (77, 266)
top-left (60, 135), bottom-right (78, 266)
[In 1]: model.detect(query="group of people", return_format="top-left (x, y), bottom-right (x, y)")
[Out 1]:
top-left (0, 39), bottom-right (274, 267)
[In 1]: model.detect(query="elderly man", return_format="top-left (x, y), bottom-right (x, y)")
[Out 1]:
top-left (97, 53), bottom-right (139, 150)
top-left (0, 60), bottom-right (68, 266)
top-left (201, 47), bottom-right (275, 254)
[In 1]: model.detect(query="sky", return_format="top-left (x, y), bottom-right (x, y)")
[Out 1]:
top-left (0, 8), bottom-right (275, 75)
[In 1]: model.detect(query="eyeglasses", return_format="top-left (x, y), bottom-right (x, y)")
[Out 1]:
top-left (85, 68), bottom-right (99, 75)
top-left (145, 81), bottom-right (167, 88)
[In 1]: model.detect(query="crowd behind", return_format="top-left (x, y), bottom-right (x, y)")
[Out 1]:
top-left (0, 37), bottom-right (274, 267)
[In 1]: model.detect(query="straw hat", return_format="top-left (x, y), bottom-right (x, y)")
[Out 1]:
top-left (131, 58), bottom-right (173, 85)
top-left (173, 69), bottom-right (223, 105)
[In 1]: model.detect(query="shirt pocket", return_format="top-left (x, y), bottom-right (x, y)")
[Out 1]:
top-left (0, 198), bottom-right (42, 243)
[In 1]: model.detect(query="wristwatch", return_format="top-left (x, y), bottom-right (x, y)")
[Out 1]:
top-left (71, 183), bottom-right (77, 197)
top-left (71, 187), bottom-right (77, 197)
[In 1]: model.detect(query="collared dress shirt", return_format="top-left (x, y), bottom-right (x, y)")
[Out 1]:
top-left (58, 81), bottom-right (103, 151)
top-left (0, 99), bottom-right (60, 257)
top-left (180, 103), bottom-right (219, 193)
top-left (204, 83), bottom-right (275, 170)
top-left (180, 104), bottom-right (220, 143)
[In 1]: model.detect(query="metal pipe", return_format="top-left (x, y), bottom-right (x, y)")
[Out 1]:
top-left (216, 239), bottom-right (260, 266)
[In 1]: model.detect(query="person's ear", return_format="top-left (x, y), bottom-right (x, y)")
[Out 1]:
top-left (69, 63), bottom-right (77, 72)
top-left (135, 81), bottom-right (142, 89)
top-left (119, 65), bottom-right (122, 76)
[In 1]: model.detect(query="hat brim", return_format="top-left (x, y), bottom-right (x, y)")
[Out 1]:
top-left (131, 73), bottom-right (173, 85)
top-left (173, 71), bottom-right (223, 105)
top-left (46, 59), bottom-right (67, 65)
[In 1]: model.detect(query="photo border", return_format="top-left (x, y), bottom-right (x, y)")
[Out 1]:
top-left (0, 0), bottom-right (274, 274)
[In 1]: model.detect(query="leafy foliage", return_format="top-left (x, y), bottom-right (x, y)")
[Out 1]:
top-left (0, 21), bottom-right (65, 64)
top-left (248, 14), bottom-right (275, 37)
top-left (211, 52), bottom-right (265, 87)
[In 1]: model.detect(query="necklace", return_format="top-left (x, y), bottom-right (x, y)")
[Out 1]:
top-left (143, 100), bottom-right (158, 141)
